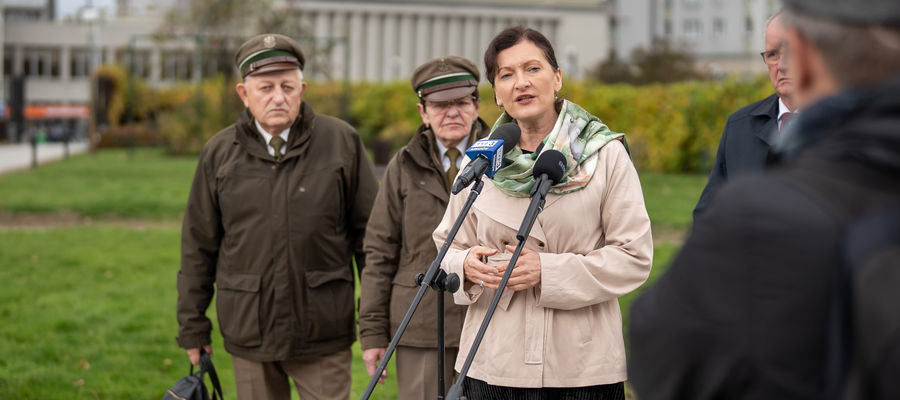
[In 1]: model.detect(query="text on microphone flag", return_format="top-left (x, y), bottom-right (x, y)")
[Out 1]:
top-left (464, 139), bottom-right (505, 178)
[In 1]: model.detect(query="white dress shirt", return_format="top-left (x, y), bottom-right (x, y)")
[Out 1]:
top-left (777, 97), bottom-right (798, 132)
top-left (254, 120), bottom-right (290, 157)
top-left (434, 135), bottom-right (470, 172)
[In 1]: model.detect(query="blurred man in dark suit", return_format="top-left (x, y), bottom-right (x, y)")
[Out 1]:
top-left (693, 11), bottom-right (797, 217)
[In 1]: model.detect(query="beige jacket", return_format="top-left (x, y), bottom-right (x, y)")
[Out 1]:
top-left (433, 140), bottom-right (652, 388)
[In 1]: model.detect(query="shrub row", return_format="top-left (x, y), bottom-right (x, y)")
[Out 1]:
top-left (102, 67), bottom-right (772, 172)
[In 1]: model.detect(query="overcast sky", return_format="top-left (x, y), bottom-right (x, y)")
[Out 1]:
top-left (55, 0), bottom-right (116, 19)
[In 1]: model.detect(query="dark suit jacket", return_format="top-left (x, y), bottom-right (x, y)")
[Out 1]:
top-left (693, 94), bottom-right (780, 218)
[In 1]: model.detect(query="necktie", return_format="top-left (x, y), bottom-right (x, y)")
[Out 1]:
top-left (780, 112), bottom-right (796, 133)
top-left (445, 147), bottom-right (461, 185)
top-left (269, 135), bottom-right (285, 162)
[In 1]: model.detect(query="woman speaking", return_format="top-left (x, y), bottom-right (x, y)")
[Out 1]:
top-left (434, 26), bottom-right (653, 399)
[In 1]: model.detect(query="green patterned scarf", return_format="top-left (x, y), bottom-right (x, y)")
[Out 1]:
top-left (489, 99), bottom-right (625, 197)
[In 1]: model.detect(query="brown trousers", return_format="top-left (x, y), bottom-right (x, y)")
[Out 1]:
top-left (395, 346), bottom-right (458, 400)
top-left (231, 348), bottom-right (351, 400)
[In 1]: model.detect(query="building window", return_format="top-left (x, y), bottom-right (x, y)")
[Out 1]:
top-left (713, 18), bottom-right (725, 35)
top-left (70, 48), bottom-right (88, 77)
top-left (3, 46), bottom-right (13, 77)
top-left (116, 48), bottom-right (153, 79)
top-left (49, 50), bottom-right (60, 77)
top-left (202, 45), bottom-right (235, 79)
top-left (664, 20), bottom-right (673, 35)
top-left (684, 19), bottom-right (702, 37)
top-left (746, 17), bottom-right (754, 33)
top-left (4, 9), bottom-right (43, 21)
top-left (22, 47), bottom-right (61, 78)
top-left (684, 0), bottom-right (700, 6)
top-left (161, 50), bottom-right (193, 81)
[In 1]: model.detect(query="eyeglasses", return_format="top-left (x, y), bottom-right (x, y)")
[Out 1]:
top-left (760, 49), bottom-right (782, 65)
top-left (425, 97), bottom-right (476, 114)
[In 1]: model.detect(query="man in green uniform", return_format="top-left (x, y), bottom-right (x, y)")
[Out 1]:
top-left (176, 33), bottom-right (377, 400)
top-left (359, 56), bottom-right (490, 398)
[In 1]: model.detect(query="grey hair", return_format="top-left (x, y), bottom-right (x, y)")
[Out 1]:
top-left (782, 8), bottom-right (900, 87)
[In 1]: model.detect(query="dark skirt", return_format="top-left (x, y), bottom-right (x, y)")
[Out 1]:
top-left (461, 377), bottom-right (625, 400)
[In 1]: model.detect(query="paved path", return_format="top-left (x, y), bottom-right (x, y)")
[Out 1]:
top-left (0, 141), bottom-right (89, 176)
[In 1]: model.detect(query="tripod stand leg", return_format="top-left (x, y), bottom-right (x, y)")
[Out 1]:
top-left (437, 289), bottom-right (445, 399)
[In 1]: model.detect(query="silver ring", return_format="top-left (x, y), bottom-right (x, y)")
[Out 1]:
top-left (479, 280), bottom-right (484, 288)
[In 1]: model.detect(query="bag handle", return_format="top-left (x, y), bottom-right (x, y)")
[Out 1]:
top-left (188, 349), bottom-right (224, 400)
top-left (200, 351), bottom-right (224, 400)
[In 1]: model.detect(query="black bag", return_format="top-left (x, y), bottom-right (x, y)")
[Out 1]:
top-left (162, 351), bottom-right (223, 400)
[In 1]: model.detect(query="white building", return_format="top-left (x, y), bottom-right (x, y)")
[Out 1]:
top-left (1, 0), bottom-right (612, 110)
top-left (0, 0), bottom-right (614, 141)
top-left (281, 0), bottom-right (612, 82)
top-left (611, 0), bottom-right (781, 76)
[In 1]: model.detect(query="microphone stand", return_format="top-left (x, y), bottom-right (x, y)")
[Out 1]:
top-left (361, 178), bottom-right (486, 400)
top-left (445, 175), bottom-right (553, 400)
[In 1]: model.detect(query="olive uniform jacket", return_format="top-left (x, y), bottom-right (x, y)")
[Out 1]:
top-left (177, 103), bottom-right (378, 361)
top-left (359, 119), bottom-right (490, 350)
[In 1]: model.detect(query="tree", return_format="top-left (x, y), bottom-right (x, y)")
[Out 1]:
top-left (154, 0), bottom-right (333, 80)
top-left (593, 38), bottom-right (708, 85)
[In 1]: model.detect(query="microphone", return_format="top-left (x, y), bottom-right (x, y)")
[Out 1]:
top-left (531, 149), bottom-right (567, 194)
top-left (517, 149), bottom-right (566, 240)
top-left (445, 150), bottom-right (568, 400)
top-left (451, 123), bottom-right (521, 194)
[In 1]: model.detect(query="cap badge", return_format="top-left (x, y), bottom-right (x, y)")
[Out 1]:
top-left (263, 35), bottom-right (276, 48)
top-left (437, 59), bottom-right (450, 72)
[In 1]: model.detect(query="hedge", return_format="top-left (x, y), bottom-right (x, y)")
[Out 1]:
top-left (103, 71), bottom-right (772, 173)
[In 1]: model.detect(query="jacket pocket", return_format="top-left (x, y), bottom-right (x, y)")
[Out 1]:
top-left (215, 273), bottom-right (262, 347)
top-left (305, 267), bottom-right (355, 341)
top-left (335, 174), bottom-right (345, 233)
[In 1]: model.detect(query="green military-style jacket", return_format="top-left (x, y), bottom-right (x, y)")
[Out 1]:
top-left (177, 103), bottom-right (377, 361)
top-left (359, 118), bottom-right (490, 350)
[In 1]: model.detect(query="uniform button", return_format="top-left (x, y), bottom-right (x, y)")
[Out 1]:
top-left (501, 239), bottom-right (511, 246)
top-left (419, 180), bottom-right (426, 186)
top-left (299, 187), bottom-right (306, 193)
top-left (271, 165), bottom-right (276, 170)
top-left (538, 241), bottom-right (545, 248)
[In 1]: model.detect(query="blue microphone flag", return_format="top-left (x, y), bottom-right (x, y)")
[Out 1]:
top-left (464, 139), bottom-right (504, 178)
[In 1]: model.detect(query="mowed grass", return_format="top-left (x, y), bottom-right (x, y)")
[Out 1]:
top-left (638, 172), bottom-right (705, 232)
top-left (0, 227), bottom-right (398, 400)
top-left (0, 149), bottom-right (706, 399)
top-left (0, 149), bottom-right (196, 219)
top-left (0, 149), bottom-right (706, 229)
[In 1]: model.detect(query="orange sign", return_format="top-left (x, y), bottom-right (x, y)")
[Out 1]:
top-left (4, 104), bottom-right (90, 120)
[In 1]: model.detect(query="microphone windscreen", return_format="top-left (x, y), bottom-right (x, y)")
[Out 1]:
top-left (532, 150), bottom-right (567, 184)
top-left (489, 123), bottom-right (522, 154)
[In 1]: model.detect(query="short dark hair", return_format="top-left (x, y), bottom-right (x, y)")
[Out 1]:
top-left (483, 26), bottom-right (559, 86)
top-left (783, 9), bottom-right (900, 87)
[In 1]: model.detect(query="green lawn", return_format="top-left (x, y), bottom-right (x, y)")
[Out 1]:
top-left (0, 149), bottom-right (706, 399)
top-left (0, 149), bottom-right (196, 219)
top-left (0, 149), bottom-right (706, 229)
top-left (638, 172), bottom-right (704, 232)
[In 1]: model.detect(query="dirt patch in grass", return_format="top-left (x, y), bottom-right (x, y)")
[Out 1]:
top-left (0, 211), bottom-right (180, 230)
top-left (653, 226), bottom-right (688, 245)
top-left (0, 211), bottom-right (689, 245)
